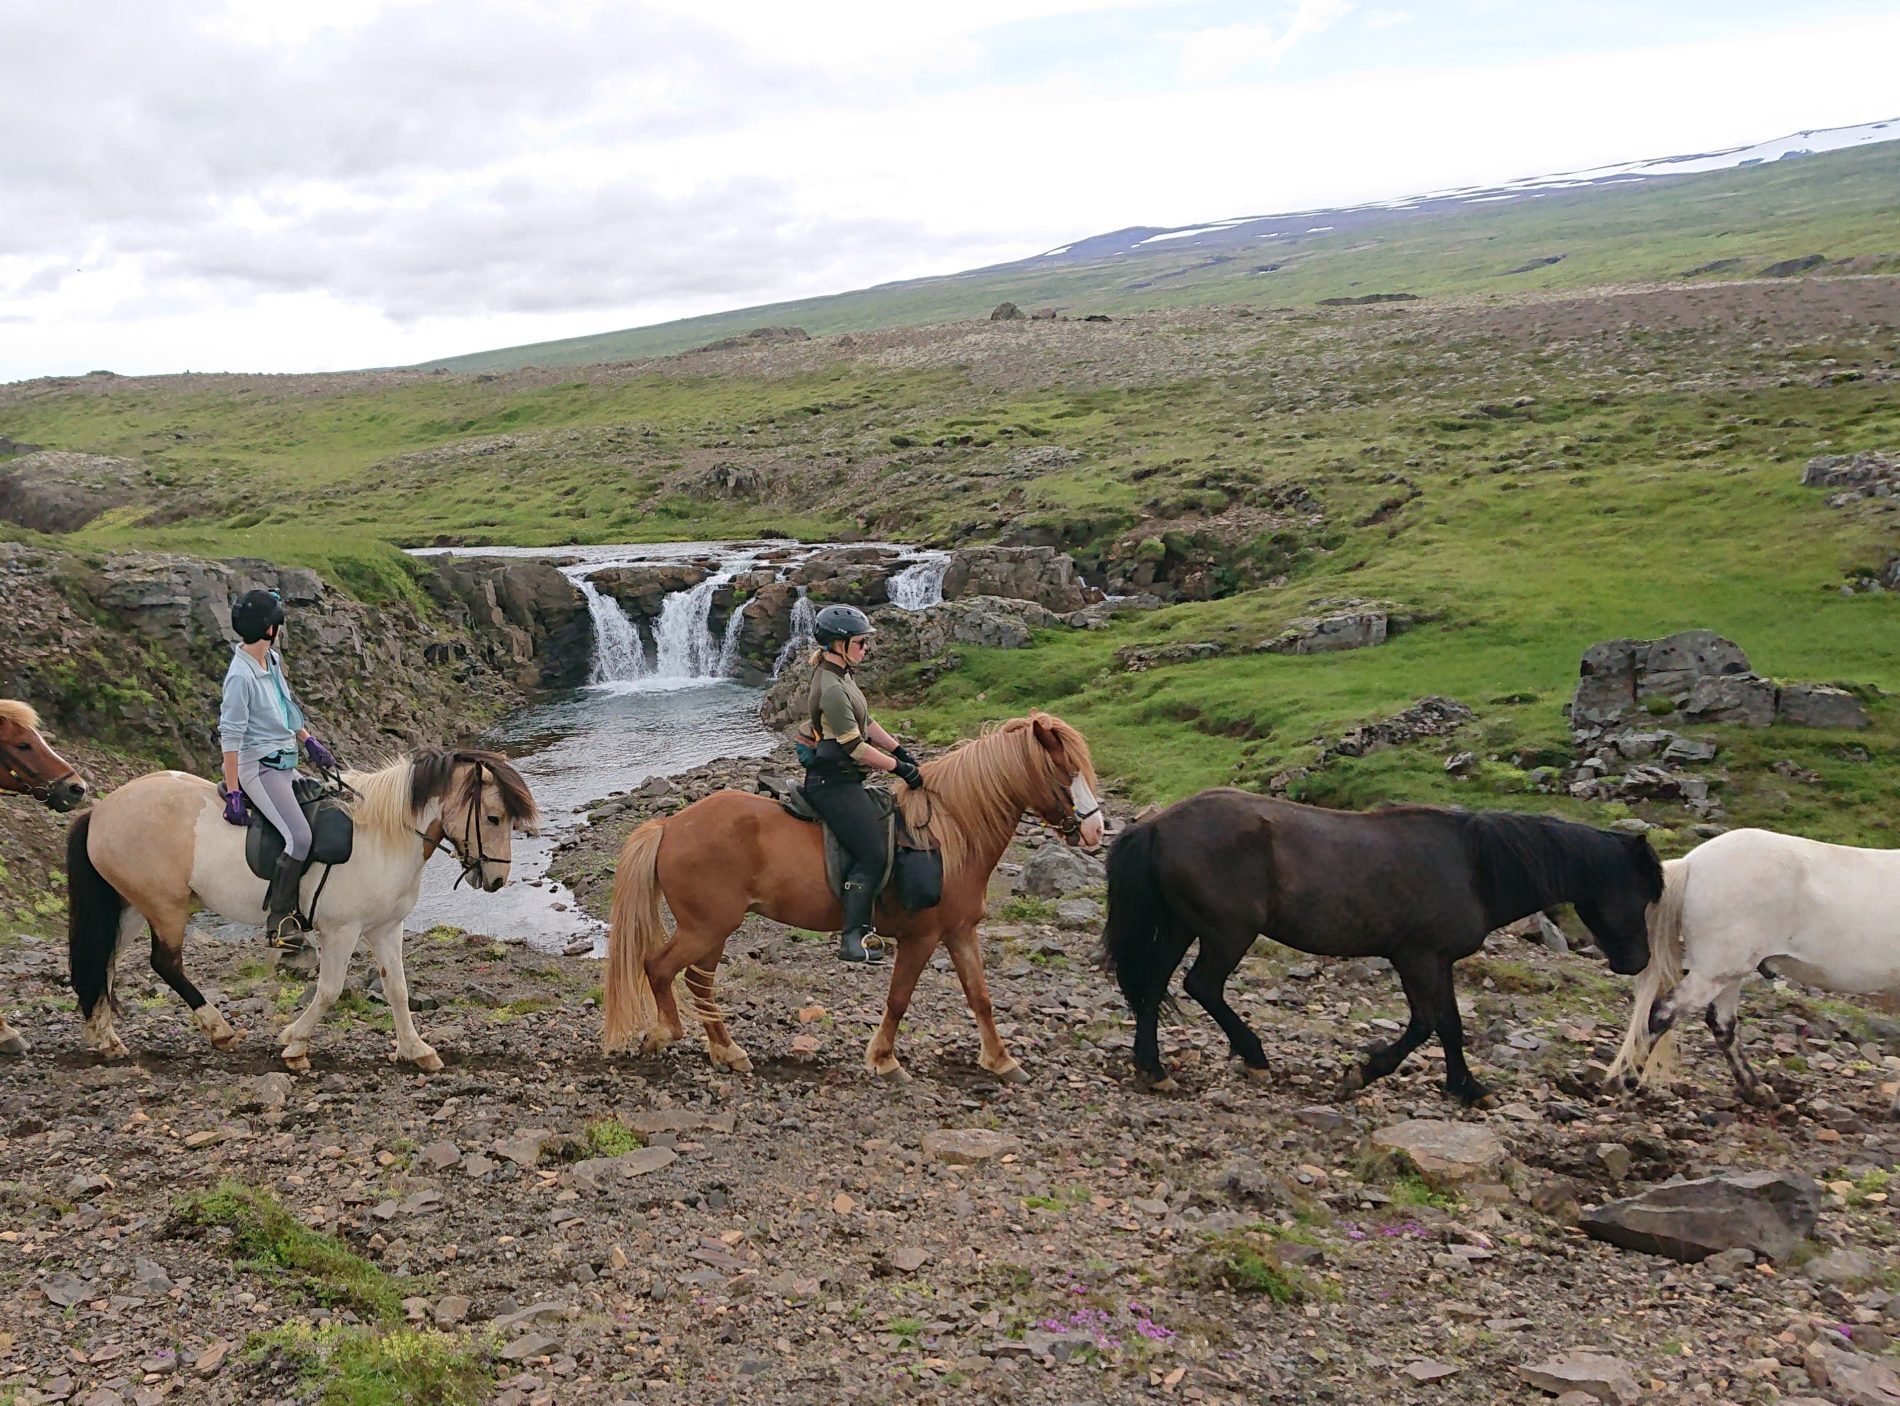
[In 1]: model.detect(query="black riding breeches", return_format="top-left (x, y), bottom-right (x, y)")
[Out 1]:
top-left (802, 770), bottom-right (888, 890)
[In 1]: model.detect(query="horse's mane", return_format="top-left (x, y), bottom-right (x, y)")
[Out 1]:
top-left (898, 713), bottom-right (1097, 879)
top-left (348, 748), bottom-right (540, 841)
top-left (0, 699), bottom-right (42, 731)
top-left (1458, 808), bottom-right (1659, 911)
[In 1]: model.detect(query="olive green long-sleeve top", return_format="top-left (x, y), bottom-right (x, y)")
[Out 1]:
top-left (808, 657), bottom-right (872, 763)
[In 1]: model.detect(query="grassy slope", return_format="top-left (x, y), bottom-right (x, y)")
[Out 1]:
top-left (421, 140), bottom-right (1900, 373)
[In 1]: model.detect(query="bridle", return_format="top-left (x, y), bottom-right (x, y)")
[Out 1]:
top-left (0, 741), bottom-right (81, 805)
top-left (417, 757), bottom-right (493, 889)
top-left (1045, 769), bottom-right (1103, 843)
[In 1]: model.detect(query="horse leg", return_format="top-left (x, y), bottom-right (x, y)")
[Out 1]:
top-left (1704, 980), bottom-right (1776, 1108)
top-left (366, 920), bottom-right (441, 1072)
top-left (943, 927), bottom-right (1025, 1083)
top-left (1648, 966), bottom-right (1729, 1041)
top-left (1130, 917), bottom-right (1195, 1091)
top-left (1180, 932), bottom-right (1270, 1079)
top-left (682, 960), bottom-right (752, 1074)
top-left (1432, 961), bottom-right (1491, 1106)
top-left (643, 927), bottom-right (723, 1057)
top-left (83, 907), bottom-right (143, 1059)
top-left (279, 923), bottom-right (361, 1071)
top-left (1335, 955), bottom-right (1436, 1099)
top-left (865, 935), bottom-right (935, 1082)
top-left (0, 1014), bottom-right (26, 1056)
top-left (149, 914), bottom-right (241, 1051)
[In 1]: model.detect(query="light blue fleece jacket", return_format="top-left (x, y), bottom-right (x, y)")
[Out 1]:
top-left (219, 646), bottom-right (306, 763)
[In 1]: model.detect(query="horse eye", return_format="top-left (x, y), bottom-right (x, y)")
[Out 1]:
top-left (486, 815), bottom-right (501, 826)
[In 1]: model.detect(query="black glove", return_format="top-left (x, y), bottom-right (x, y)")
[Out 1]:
top-left (894, 759), bottom-right (925, 790)
top-left (892, 745), bottom-right (920, 770)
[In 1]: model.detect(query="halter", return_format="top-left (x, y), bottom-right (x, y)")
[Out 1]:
top-left (1046, 770), bottom-right (1103, 842)
top-left (416, 757), bottom-right (492, 889)
top-left (0, 755), bottom-right (80, 804)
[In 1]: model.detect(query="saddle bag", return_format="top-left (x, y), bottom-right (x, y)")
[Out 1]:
top-left (892, 844), bottom-right (943, 911)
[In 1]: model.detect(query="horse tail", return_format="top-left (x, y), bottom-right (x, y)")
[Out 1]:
top-left (602, 819), bottom-right (668, 1054)
top-left (1608, 856), bottom-right (1689, 1089)
top-left (1099, 818), bottom-right (1180, 1020)
top-left (66, 811), bottom-right (128, 1020)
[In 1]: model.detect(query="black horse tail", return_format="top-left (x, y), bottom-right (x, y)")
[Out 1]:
top-left (67, 812), bottom-right (128, 1020)
top-left (1100, 818), bottom-right (1180, 1019)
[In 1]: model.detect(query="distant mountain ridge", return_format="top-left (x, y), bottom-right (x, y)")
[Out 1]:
top-left (420, 118), bottom-right (1899, 374)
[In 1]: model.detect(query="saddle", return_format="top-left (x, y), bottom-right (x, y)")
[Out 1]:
top-left (759, 775), bottom-right (941, 911)
top-left (243, 775), bottom-right (355, 882)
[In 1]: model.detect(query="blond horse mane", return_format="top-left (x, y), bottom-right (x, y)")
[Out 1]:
top-left (0, 699), bottom-right (43, 731)
top-left (897, 712), bottom-right (1098, 880)
top-left (346, 748), bottom-right (540, 845)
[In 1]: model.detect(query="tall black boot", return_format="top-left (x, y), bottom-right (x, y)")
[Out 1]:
top-left (264, 852), bottom-right (310, 949)
top-left (838, 879), bottom-right (883, 964)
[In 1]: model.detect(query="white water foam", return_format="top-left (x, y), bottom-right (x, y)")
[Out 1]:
top-left (888, 554), bottom-right (950, 610)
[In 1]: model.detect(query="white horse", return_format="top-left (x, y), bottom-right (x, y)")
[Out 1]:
top-left (1608, 827), bottom-right (1900, 1114)
top-left (67, 748), bottom-right (538, 1071)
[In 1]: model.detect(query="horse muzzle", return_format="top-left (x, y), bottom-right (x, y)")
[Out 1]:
top-left (47, 777), bottom-right (87, 813)
top-left (483, 868), bottom-right (509, 894)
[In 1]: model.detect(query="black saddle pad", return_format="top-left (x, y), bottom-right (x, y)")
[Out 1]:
top-left (759, 775), bottom-right (899, 904)
top-left (244, 776), bottom-right (354, 881)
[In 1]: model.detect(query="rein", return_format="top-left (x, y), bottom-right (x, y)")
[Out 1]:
top-left (0, 758), bottom-right (79, 803)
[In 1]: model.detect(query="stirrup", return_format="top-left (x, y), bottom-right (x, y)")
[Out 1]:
top-left (266, 914), bottom-right (311, 950)
top-left (838, 928), bottom-right (885, 965)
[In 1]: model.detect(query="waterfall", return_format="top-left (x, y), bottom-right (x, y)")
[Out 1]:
top-left (650, 575), bottom-right (732, 679)
top-left (569, 573), bottom-right (648, 684)
top-left (888, 554), bottom-right (950, 611)
top-left (773, 590), bottom-right (816, 675)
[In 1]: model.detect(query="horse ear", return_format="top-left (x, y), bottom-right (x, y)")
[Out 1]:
top-left (1030, 713), bottom-right (1059, 751)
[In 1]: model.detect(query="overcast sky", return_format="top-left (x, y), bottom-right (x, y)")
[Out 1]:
top-left (2, 0), bottom-right (1895, 381)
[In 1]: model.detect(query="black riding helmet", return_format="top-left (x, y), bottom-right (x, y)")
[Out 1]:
top-left (813, 603), bottom-right (875, 647)
top-left (231, 589), bottom-right (286, 644)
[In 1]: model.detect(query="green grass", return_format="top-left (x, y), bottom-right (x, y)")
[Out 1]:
top-left (582, 1117), bottom-right (644, 1158)
top-left (172, 1180), bottom-right (410, 1320)
top-left (252, 1323), bottom-right (491, 1406)
top-left (1180, 1228), bottom-right (1324, 1302)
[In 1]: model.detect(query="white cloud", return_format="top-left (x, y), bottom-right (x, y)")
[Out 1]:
top-left (1177, 0), bottom-right (1354, 83)
top-left (1362, 7), bottom-right (1411, 30)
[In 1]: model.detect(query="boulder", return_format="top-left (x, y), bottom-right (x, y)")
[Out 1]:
top-left (1517, 1351), bottom-right (1641, 1405)
top-left (922, 1129), bottom-right (1020, 1164)
top-left (1365, 1120), bottom-right (1508, 1189)
top-left (942, 546), bottom-right (1090, 612)
top-left (1682, 673), bottom-right (1777, 727)
top-left (1803, 1339), bottom-right (1900, 1405)
top-left (1775, 683), bottom-right (1869, 730)
top-left (1802, 449), bottom-right (1899, 506)
top-left (1259, 607), bottom-right (1389, 655)
top-left (1579, 1169), bottom-right (1821, 1263)
top-left (989, 302), bottom-right (1026, 321)
top-left (424, 556), bottom-right (591, 688)
top-left (1016, 844), bottom-right (1105, 899)
top-left (789, 547), bottom-right (899, 607)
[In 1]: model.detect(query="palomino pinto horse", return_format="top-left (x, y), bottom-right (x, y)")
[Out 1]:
top-left (1608, 828), bottom-right (1900, 1115)
top-left (68, 749), bottom-right (537, 1070)
top-left (0, 699), bottom-right (89, 1053)
top-left (603, 712), bottom-right (1105, 1081)
top-left (1103, 790), bottom-right (1661, 1104)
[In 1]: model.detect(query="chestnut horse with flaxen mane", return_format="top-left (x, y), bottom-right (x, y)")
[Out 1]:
top-left (0, 699), bottom-right (89, 1054)
top-left (602, 712), bottom-right (1104, 1082)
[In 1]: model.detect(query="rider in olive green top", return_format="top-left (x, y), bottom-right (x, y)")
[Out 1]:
top-left (801, 604), bottom-right (925, 964)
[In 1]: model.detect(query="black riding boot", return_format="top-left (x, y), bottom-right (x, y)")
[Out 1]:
top-left (264, 852), bottom-right (310, 948)
top-left (838, 878), bottom-right (883, 964)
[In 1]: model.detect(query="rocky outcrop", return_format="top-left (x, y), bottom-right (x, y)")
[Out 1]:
top-left (1257, 601), bottom-right (1413, 655)
top-left (1267, 697), bottom-right (1474, 796)
top-left (692, 326), bottom-right (810, 353)
top-left (1571, 630), bottom-right (1869, 738)
top-left (0, 450), bottom-right (151, 533)
top-left (1014, 844), bottom-right (1105, 898)
top-left (1, 542), bottom-right (525, 768)
top-left (943, 546), bottom-right (1090, 612)
top-left (423, 556), bottom-right (593, 688)
top-left (588, 563), bottom-right (711, 621)
top-left (989, 302), bottom-right (1025, 321)
top-left (789, 546), bottom-right (904, 605)
top-left (1580, 1169), bottom-right (1821, 1263)
top-left (1803, 448), bottom-right (1897, 505)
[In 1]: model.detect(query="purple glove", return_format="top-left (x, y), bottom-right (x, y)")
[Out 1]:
top-left (303, 737), bottom-right (338, 771)
top-left (220, 786), bottom-right (250, 826)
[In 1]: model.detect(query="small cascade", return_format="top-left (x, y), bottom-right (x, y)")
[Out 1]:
top-left (650, 574), bottom-right (734, 680)
top-left (569, 573), bottom-right (648, 684)
top-left (888, 554), bottom-right (950, 610)
top-left (773, 590), bottom-right (817, 675)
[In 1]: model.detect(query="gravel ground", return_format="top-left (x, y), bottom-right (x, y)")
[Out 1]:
top-left (3, 775), bottom-right (1899, 1406)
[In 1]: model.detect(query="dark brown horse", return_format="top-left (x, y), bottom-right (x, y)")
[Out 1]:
top-left (1101, 789), bottom-right (1660, 1104)
top-left (1, 699), bottom-right (89, 1053)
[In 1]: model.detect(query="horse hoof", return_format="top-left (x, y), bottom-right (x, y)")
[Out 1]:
top-left (1333, 1067), bottom-right (1367, 1101)
top-left (0, 1034), bottom-right (27, 1056)
top-left (1146, 1076), bottom-right (1180, 1094)
top-left (282, 1052), bottom-right (311, 1073)
top-left (711, 1048), bottom-right (753, 1075)
top-left (412, 1050), bottom-right (445, 1073)
top-left (1242, 1065), bottom-right (1272, 1082)
top-left (1742, 1083), bottom-right (1780, 1109)
top-left (212, 1029), bottom-right (245, 1052)
top-left (990, 1060), bottom-right (1029, 1085)
top-left (872, 1062), bottom-right (910, 1084)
